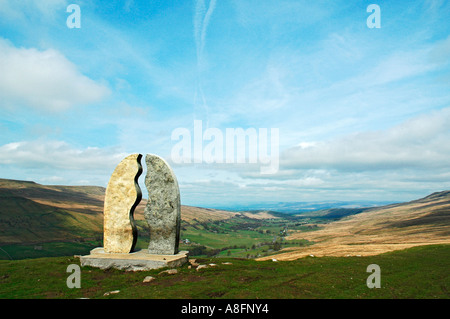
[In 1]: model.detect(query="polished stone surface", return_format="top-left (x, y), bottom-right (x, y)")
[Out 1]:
top-left (144, 154), bottom-right (181, 255)
top-left (103, 153), bottom-right (142, 253)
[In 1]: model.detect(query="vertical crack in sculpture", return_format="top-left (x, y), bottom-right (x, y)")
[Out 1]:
top-left (103, 153), bottom-right (142, 254)
top-left (144, 154), bottom-right (181, 255)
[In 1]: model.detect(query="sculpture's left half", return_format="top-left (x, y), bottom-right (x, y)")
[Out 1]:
top-left (103, 153), bottom-right (142, 253)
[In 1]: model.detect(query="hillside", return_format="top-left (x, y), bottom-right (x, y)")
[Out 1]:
top-left (258, 191), bottom-right (450, 261)
top-left (1, 244), bottom-right (449, 299)
top-left (0, 179), bottom-right (105, 245)
top-left (2, 178), bottom-right (449, 262)
top-left (0, 178), bottom-right (237, 246)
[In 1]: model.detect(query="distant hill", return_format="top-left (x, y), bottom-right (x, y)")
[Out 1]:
top-left (0, 178), bottom-right (236, 245)
top-left (0, 179), bottom-right (105, 245)
top-left (258, 190), bottom-right (450, 261)
top-left (217, 200), bottom-right (394, 214)
top-left (298, 207), bottom-right (368, 219)
top-left (180, 205), bottom-right (238, 223)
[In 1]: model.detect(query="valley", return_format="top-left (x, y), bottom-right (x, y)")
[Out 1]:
top-left (0, 178), bottom-right (449, 263)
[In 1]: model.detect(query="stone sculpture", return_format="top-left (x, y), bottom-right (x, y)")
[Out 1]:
top-left (80, 153), bottom-right (186, 271)
top-left (144, 154), bottom-right (181, 255)
top-left (103, 153), bottom-right (142, 254)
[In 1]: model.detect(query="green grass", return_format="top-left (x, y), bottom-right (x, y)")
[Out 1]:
top-left (0, 241), bottom-right (101, 260)
top-left (181, 228), bottom-right (271, 249)
top-left (178, 215), bottom-right (315, 258)
top-left (0, 244), bottom-right (448, 299)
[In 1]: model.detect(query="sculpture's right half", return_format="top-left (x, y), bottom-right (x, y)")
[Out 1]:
top-left (144, 154), bottom-right (181, 255)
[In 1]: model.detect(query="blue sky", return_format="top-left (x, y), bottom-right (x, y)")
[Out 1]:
top-left (0, 0), bottom-right (449, 207)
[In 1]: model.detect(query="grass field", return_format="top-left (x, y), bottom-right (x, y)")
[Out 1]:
top-left (0, 241), bottom-right (101, 260)
top-left (0, 214), bottom-right (311, 260)
top-left (0, 244), bottom-right (448, 299)
top-left (177, 215), bottom-right (314, 258)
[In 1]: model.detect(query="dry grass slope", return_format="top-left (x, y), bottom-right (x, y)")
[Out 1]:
top-left (258, 191), bottom-right (450, 261)
top-left (242, 211), bottom-right (279, 220)
top-left (0, 179), bottom-right (238, 245)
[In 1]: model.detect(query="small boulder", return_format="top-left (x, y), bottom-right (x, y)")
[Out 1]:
top-left (159, 269), bottom-right (178, 275)
top-left (143, 276), bottom-right (155, 283)
top-left (196, 264), bottom-right (208, 271)
top-left (189, 259), bottom-right (199, 267)
top-left (103, 290), bottom-right (120, 296)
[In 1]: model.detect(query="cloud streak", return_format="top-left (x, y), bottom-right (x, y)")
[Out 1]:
top-left (193, 0), bottom-right (217, 124)
top-left (194, 0), bottom-right (217, 68)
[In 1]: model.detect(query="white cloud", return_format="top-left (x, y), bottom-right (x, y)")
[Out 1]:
top-left (281, 107), bottom-right (450, 171)
top-left (0, 38), bottom-right (110, 111)
top-left (0, 140), bottom-right (127, 171)
top-left (169, 107), bottom-right (450, 204)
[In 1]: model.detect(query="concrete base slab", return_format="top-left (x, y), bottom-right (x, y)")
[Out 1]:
top-left (79, 247), bottom-right (189, 271)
